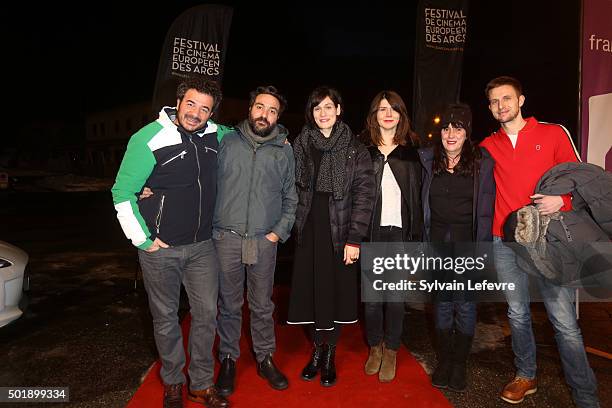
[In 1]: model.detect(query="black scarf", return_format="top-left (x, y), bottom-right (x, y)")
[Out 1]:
top-left (294, 121), bottom-right (352, 200)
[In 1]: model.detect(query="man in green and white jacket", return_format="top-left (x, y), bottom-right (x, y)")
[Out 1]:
top-left (111, 77), bottom-right (231, 408)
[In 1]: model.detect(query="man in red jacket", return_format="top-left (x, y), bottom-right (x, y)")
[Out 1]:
top-left (481, 76), bottom-right (599, 407)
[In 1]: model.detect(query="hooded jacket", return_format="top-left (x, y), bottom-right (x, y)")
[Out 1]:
top-left (112, 107), bottom-right (232, 249)
top-left (213, 124), bottom-right (297, 242)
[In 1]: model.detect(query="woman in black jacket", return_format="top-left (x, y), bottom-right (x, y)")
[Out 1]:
top-left (419, 103), bottom-right (495, 392)
top-left (362, 90), bottom-right (422, 382)
top-left (287, 86), bottom-right (374, 387)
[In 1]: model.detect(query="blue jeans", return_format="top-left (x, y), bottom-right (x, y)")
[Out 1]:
top-left (434, 301), bottom-right (477, 336)
top-left (493, 237), bottom-right (599, 408)
top-left (138, 240), bottom-right (219, 390)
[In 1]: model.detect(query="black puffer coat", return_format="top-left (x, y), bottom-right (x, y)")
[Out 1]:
top-left (293, 133), bottom-right (375, 253)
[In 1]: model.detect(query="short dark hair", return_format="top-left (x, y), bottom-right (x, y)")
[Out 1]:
top-left (176, 77), bottom-right (223, 113)
top-left (485, 76), bottom-right (523, 99)
top-left (304, 86), bottom-right (343, 128)
top-left (248, 85), bottom-right (287, 116)
top-left (365, 90), bottom-right (419, 147)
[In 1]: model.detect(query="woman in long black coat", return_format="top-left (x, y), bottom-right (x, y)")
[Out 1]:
top-left (287, 86), bottom-right (374, 387)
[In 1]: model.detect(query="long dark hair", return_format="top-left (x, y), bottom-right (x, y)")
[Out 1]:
top-left (432, 131), bottom-right (481, 177)
top-left (365, 90), bottom-right (419, 147)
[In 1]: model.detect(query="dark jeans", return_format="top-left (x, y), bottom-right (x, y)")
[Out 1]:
top-left (214, 229), bottom-right (278, 363)
top-left (434, 301), bottom-right (477, 335)
top-left (365, 226), bottom-right (405, 350)
top-left (138, 240), bottom-right (218, 390)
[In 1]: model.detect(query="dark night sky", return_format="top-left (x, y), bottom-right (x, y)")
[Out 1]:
top-left (6, 0), bottom-right (581, 147)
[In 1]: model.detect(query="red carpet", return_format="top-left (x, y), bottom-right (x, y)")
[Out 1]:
top-left (128, 287), bottom-right (451, 408)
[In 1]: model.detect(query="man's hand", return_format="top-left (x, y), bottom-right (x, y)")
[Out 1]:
top-left (139, 187), bottom-right (154, 200)
top-left (145, 237), bottom-right (169, 252)
top-left (343, 245), bottom-right (360, 265)
top-left (265, 232), bottom-right (280, 242)
top-left (530, 194), bottom-right (564, 215)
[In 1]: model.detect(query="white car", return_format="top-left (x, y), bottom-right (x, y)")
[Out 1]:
top-left (0, 240), bottom-right (29, 327)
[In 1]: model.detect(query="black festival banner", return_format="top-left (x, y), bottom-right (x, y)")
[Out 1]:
top-left (152, 4), bottom-right (233, 111)
top-left (412, 0), bottom-right (469, 141)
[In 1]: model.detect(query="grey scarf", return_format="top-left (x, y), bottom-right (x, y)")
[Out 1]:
top-left (237, 120), bottom-right (279, 149)
top-left (294, 121), bottom-right (352, 200)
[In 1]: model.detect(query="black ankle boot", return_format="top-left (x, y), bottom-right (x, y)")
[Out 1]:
top-left (448, 332), bottom-right (473, 392)
top-left (320, 344), bottom-right (337, 387)
top-left (215, 355), bottom-right (236, 397)
top-left (432, 329), bottom-right (452, 389)
top-left (301, 343), bottom-right (324, 381)
top-left (257, 354), bottom-right (289, 390)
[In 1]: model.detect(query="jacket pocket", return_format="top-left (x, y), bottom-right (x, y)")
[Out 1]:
top-left (155, 194), bottom-right (166, 233)
top-left (161, 150), bottom-right (187, 166)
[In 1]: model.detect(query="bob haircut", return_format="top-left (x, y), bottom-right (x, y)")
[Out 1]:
top-left (304, 86), bottom-right (343, 128)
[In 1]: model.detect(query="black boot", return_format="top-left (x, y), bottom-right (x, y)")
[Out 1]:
top-left (257, 354), bottom-right (289, 390)
top-left (215, 355), bottom-right (236, 397)
top-left (431, 329), bottom-right (453, 389)
top-left (301, 343), bottom-right (324, 381)
top-left (320, 344), bottom-right (337, 387)
top-left (448, 332), bottom-right (473, 392)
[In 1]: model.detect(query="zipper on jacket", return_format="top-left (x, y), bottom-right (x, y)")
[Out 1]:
top-left (155, 194), bottom-right (166, 234)
top-left (188, 135), bottom-right (203, 242)
top-left (161, 150), bottom-right (187, 166)
top-left (204, 146), bottom-right (217, 154)
top-left (244, 147), bottom-right (257, 240)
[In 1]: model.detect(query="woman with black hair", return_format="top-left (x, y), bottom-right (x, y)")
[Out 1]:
top-left (287, 86), bottom-right (374, 387)
top-left (419, 103), bottom-right (495, 392)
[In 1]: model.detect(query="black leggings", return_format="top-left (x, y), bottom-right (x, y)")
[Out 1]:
top-left (310, 324), bottom-right (342, 346)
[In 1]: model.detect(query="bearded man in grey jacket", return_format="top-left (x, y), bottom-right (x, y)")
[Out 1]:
top-left (213, 85), bottom-right (297, 396)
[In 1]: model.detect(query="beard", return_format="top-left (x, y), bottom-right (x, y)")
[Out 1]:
top-left (248, 115), bottom-right (276, 137)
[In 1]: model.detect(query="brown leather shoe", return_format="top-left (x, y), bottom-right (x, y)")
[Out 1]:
top-left (500, 376), bottom-right (537, 404)
top-left (379, 345), bottom-right (397, 382)
top-left (364, 343), bottom-right (383, 375)
top-left (163, 383), bottom-right (184, 408)
top-left (188, 386), bottom-right (229, 408)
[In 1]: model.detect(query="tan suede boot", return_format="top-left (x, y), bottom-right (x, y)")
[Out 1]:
top-left (379, 345), bottom-right (398, 382)
top-left (364, 343), bottom-right (383, 375)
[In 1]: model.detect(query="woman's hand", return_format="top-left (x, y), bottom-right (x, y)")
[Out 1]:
top-left (343, 245), bottom-right (360, 265)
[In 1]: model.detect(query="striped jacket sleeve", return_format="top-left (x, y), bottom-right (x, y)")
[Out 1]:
top-left (111, 123), bottom-right (159, 249)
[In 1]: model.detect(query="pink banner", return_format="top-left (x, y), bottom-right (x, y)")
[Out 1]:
top-left (581, 0), bottom-right (612, 170)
